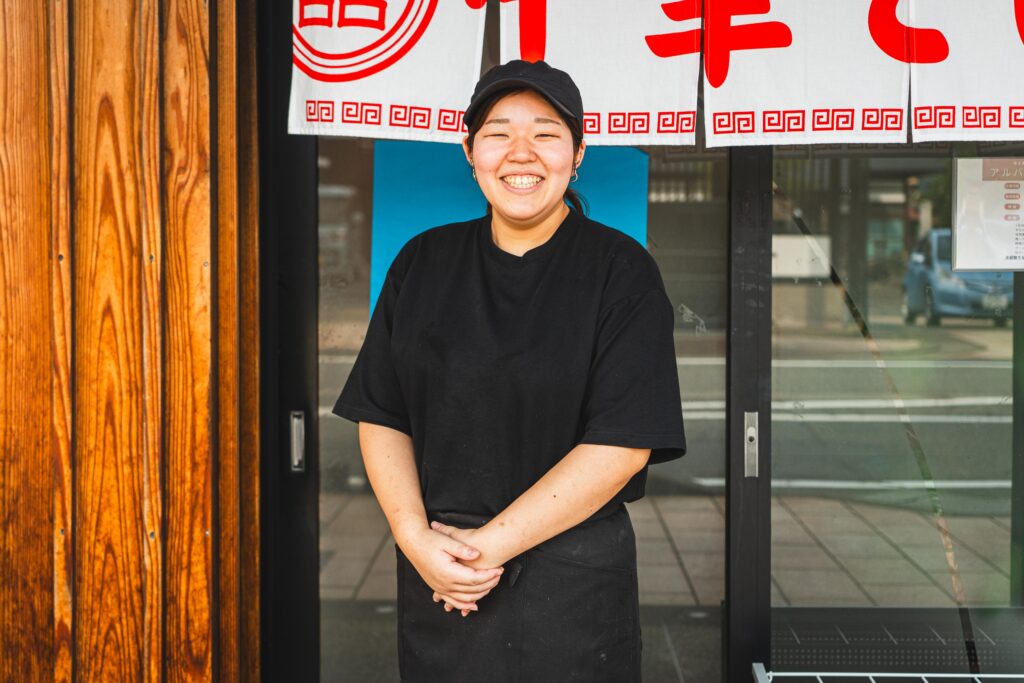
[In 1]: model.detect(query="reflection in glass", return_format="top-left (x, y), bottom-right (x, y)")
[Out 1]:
top-left (770, 146), bottom-right (1021, 671)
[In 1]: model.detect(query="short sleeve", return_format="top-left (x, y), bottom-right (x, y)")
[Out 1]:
top-left (331, 241), bottom-right (417, 436)
top-left (578, 287), bottom-right (686, 465)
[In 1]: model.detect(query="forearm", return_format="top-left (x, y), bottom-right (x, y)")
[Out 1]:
top-left (472, 443), bottom-right (650, 567)
top-left (358, 422), bottom-right (427, 548)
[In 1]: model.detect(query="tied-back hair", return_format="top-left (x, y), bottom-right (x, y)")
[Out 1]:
top-left (465, 87), bottom-right (589, 216)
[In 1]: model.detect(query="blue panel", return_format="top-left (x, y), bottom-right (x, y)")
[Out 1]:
top-left (370, 141), bottom-right (649, 310)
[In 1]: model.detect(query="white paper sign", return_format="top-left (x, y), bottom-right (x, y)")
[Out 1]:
top-left (500, 0), bottom-right (701, 146)
top-left (703, 0), bottom-right (909, 147)
top-left (288, 0), bottom-right (486, 142)
top-left (954, 158), bottom-right (1024, 271)
top-left (910, 1), bottom-right (1024, 142)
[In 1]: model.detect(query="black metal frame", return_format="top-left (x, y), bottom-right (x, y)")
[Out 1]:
top-left (257, 0), bottom-right (321, 680)
top-left (725, 147), bottom-right (774, 680)
top-left (1013, 271), bottom-right (1024, 606)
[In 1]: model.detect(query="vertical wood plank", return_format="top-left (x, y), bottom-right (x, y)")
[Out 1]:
top-left (48, 0), bottom-right (74, 678)
top-left (162, 0), bottom-right (215, 677)
top-left (139, 0), bottom-right (165, 680)
top-left (237, 2), bottom-right (262, 677)
top-left (72, 0), bottom-right (150, 677)
top-left (216, 0), bottom-right (241, 678)
top-left (0, 3), bottom-right (56, 679)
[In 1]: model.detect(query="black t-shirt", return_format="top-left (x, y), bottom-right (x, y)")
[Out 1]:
top-left (333, 207), bottom-right (686, 518)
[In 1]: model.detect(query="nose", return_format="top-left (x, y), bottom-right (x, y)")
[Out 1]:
top-left (507, 134), bottom-right (536, 161)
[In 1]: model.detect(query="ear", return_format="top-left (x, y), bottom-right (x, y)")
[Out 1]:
top-left (461, 136), bottom-right (473, 166)
top-left (574, 140), bottom-right (586, 170)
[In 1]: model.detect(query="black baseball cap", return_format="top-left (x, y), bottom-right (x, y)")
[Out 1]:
top-left (464, 60), bottom-right (584, 133)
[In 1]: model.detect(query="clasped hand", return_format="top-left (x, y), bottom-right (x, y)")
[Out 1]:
top-left (402, 521), bottom-right (506, 618)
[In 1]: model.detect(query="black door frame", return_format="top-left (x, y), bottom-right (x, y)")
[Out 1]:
top-left (725, 148), bottom-right (774, 681)
top-left (255, 5), bottom-right (776, 680)
top-left (257, 0), bottom-right (321, 680)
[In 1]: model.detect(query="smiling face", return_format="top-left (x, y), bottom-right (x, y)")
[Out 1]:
top-left (463, 89), bottom-right (585, 228)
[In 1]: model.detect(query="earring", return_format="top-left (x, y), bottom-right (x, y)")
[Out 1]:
top-left (471, 165), bottom-right (477, 180)
top-left (571, 166), bottom-right (579, 183)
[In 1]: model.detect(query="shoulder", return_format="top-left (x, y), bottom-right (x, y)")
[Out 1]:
top-left (575, 214), bottom-right (667, 305)
top-left (388, 216), bottom-right (481, 281)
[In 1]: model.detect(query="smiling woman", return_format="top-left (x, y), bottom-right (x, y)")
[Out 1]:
top-left (331, 59), bottom-right (686, 682)
top-left (462, 87), bottom-right (585, 254)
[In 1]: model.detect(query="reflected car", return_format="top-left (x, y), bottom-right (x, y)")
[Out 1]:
top-left (902, 228), bottom-right (1012, 327)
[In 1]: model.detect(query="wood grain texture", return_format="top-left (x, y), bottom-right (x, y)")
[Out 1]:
top-left (237, 2), bottom-right (262, 678)
top-left (72, 0), bottom-right (149, 678)
top-left (48, 0), bottom-right (74, 679)
top-left (216, 0), bottom-right (241, 678)
top-left (0, 3), bottom-right (56, 680)
top-left (162, 0), bottom-right (215, 678)
top-left (138, 0), bottom-right (165, 681)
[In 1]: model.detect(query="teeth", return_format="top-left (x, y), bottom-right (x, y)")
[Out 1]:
top-left (503, 175), bottom-right (542, 189)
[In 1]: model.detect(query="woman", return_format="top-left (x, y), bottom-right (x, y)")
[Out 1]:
top-left (332, 60), bottom-right (686, 682)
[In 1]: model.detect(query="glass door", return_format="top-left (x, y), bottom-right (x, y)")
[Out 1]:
top-left (315, 138), bottom-right (733, 680)
top-left (769, 145), bottom-right (1024, 673)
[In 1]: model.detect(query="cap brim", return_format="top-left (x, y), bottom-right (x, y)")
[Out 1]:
top-left (465, 78), bottom-right (577, 131)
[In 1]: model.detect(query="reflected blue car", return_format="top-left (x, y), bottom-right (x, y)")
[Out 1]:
top-left (902, 228), bottom-right (1012, 327)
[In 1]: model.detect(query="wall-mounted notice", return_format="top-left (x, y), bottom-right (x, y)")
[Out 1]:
top-left (953, 158), bottom-right (1024, 271)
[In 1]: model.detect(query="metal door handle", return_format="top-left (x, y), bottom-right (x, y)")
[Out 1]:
top-left (744, 411), bottom-right (758, 478)
top-left (290, 410), bottom-right (305, 472)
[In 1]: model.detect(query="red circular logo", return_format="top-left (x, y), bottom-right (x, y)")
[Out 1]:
top-left (292, 0), bottom-right (438, 82)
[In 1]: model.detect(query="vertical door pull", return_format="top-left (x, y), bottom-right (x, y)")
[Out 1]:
top-left (290, 410), bottom-right (306, 472)
top-left (744, 411), bottom-right (758, 478)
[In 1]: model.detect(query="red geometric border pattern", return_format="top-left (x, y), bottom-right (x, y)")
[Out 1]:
top-left (812, 108), bottom-right (854, 131)
top-left (656, 111), bottom-right (697, 134)
top-left (862, 108), bottom-right (903, 131)
top-left (305, 103), bottom-right (1024, 137)
top-left (305, 99), bottom-right (335, 123)
top-left (608, 112), bottom-right (651, 134)
top-left (340, 101), bottom-right (382, 125)
top-left (437, 109), bottom-right (467, 132)
top-left (713, 111), bottom-right (756, 135)
top-left (914, 105), bottom-right (956, 129)
top-left (763, 110), bottom-right (806, 133)
top-left (962, 106), bottom-right (1002, 128)
top-left (389, 104), bottom-right (431, 129)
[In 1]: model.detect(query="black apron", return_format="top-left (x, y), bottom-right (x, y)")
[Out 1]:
top-left (395, 505), bottom-right (641, 683)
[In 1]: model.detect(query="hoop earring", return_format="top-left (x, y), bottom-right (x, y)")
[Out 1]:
top-left (571, 166), bottom-right (579, 183)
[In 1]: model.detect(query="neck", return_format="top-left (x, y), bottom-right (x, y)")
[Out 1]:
top-left (490, 203), bottom-right (570, 257)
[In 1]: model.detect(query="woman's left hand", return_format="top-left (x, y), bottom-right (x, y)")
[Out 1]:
top-left (429, 520), bottom-right (510, 615)
top-left (429, 521), bottom-right (508, 569)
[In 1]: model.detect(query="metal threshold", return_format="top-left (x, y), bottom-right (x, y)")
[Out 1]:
top-left (753, 664), bottom-right (1024, 682)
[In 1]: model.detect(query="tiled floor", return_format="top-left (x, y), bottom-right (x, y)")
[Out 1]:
top-left (319, 493), bottom-right (1013, 608)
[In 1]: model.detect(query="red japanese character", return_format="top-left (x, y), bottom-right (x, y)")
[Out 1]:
top-left (868, 0), bottom-right (948, 63)
top-left (298, 0), bottom-right (387, 31)
top-left (646, 0), bottom-right (793, 89)
top-left (1017, 0), bottom-right (1024, 45)
top-left (466, 0), bottom-right (547, 62)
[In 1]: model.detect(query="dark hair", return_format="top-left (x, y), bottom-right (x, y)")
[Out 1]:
top-left (465, 87), bottom-right (588, 216)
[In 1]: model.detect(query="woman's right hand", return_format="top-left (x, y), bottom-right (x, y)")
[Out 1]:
top-left (399, 525), bottom-right (504, 614)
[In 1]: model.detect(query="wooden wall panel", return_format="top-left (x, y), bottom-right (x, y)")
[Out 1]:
top-left (163, 0), bottom-right (215, 678)
top-left (48, 0), bottom-right (74, 678)
top-left (0, 3), bottom-right (56, 679)
top-left (72, 0), bottom-right (155, 677)
top-left (217, 0), bottom-right (242, 679)
top-left (238, 2), bottom-right (263, 678)
top-left (2, 0), bottom-right (260, 679)
top-left (139, 0), bottom-right (166, 680)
